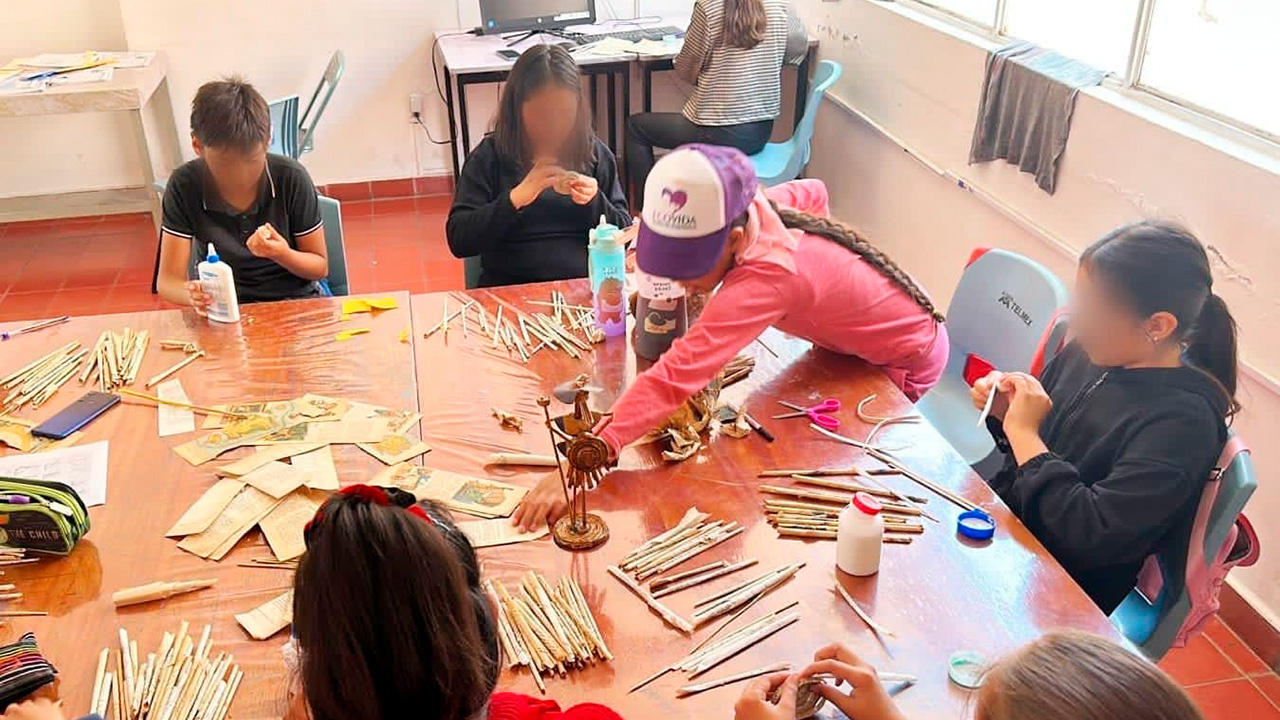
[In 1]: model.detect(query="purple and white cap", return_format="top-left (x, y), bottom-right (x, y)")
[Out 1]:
top-left (637, 144), bottom-right (759, 280)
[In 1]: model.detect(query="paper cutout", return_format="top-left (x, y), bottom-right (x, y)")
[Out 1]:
top-left (235, 590), bottom-right (294, 640)
top-left (240, 461), bottom-right (308, 499)
top-left (292, 445), bottom-right (339, 491)
top-left (259, 491), bottom-right (322, 562)
top-left (165, 477), bottom-right (246, 537)
top-left (335, 328), bottom-right (371, 341)
top-left (356, 433), bottom-right (431, 465)
top-left (460, 518), bottom-right (549, 548)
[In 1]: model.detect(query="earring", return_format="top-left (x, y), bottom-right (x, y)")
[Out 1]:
top-left (1146, 331), bottom-right (1160, 346)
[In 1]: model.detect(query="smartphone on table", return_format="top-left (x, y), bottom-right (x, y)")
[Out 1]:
top-left (31, 392), bottom-right (120, 439)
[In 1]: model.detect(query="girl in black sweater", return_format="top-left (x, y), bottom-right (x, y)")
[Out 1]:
top-left (972, 221), bottom-right (1238, 613)
top-left (447, 45), bottom-right (630, 287)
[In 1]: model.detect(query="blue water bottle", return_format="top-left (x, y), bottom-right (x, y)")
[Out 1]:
top-left (588, 215), bottom-right (627, 337)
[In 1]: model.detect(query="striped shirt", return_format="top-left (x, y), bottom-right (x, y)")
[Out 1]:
top-left (675, 0), bottom-right (808, 127)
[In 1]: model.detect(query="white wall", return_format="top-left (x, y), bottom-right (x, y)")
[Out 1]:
top-left (792, 0), bottom-right (1280, 622)
top-left (2, 0), bottom-right (695, 197)
top-left (0, 0), bottom-right (143, 198)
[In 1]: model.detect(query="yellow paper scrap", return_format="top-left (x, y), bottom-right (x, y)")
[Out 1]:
top-left (398, 329), bottom-right (409, 344)
top-left (341, 297), bottom-right (399, 316)
top-left (335, 328), bottom-right (372, 342)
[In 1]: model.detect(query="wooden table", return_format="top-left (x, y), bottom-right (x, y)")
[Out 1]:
top-left (0, 280), bottom-right (1121, 720)
top-left (0, 54), bottom-right (180, 227)
top-left (0, 293), bottom-right (416, 718)
top-left (410, 281), bottom-right (1122, 719)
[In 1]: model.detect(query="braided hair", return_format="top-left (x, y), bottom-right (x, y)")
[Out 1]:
top-left (768, 201), bottom-right (946, 323)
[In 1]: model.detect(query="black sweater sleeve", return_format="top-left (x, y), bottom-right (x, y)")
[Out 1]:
top-left (446, 140), bottom-right (521, 259)
top-left (589, 139), bottom-right (631, 228)
top-left (997, 408), bottom-right (1218, 571)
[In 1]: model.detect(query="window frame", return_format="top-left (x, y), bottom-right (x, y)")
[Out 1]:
top-left (897, 0), bottom-right (1280, 148)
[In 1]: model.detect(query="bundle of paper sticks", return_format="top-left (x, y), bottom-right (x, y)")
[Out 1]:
top-left (486, 572), bottom-right (611, 694)
top-left (630, 600), bottom-right (802, 695)
top-left (617, 509), bottom-right (743, 582)
top-left (1, 341), bottom-right (90, 413)
top-left (80, 328), bottom-right (151, 392)
top-left (424, 291), bottom-right (601, 362)
top-left (89, 622), bottom-right (242, 720)
top-left (760, 472), bottom-right (930, 542)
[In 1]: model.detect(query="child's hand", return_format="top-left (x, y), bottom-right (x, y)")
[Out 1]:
top-left (998, 372), bottom-right (1052, 438)
top-left (185, 281), bottom-right (212, 315)
top-left (800, 644), bottom-right (909, 720)
top-left (511, 472), bottom-right (568, 532)
top-left (2, 698), bottom-right (68, 720)
top-left (511, 159), bottom-right (565, 209)
top-left (247, 223), bottom-right (289, 260)
top-left (733, 673), bottom-right (797, 720)
top-left (971, 371), bottom-right (1008, 420)
top-left (567, 175), bottom-right (599, 205)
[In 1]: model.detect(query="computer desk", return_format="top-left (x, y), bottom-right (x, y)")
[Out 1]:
top-left (434, 20), bottom-right (819, 181)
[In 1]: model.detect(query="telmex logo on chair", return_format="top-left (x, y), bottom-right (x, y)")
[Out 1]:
top-left (998, 291), bottom-right (1034, 327)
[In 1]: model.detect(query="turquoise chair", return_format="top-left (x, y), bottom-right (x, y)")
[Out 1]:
top-left (1110, 432), bottom-right (1258, 660)
top-left (318, 195), bottom-right (350, 296)
top-left (464, 256), bottom-right (484, 289)
top-left (299, 51), bottom-right (345, 157)
top-left (268, 95), bottom-right (300, 159)
top-left (748, 60), bottom-right (842, 186)
top-left (915, 248), bottom-right (1070, 466)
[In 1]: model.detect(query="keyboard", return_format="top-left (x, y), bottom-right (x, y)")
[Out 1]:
top-left (577, 25), bottom-right (685, 44)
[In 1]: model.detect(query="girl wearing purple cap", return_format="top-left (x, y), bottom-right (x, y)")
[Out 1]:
top-left (513, 144), bottom-right (948, 530)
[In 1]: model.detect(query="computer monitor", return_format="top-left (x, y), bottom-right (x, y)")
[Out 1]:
top-left (478, 0), bottom-right (594, 35)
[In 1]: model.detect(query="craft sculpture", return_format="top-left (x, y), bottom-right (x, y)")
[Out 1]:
top-left (539, 375), bottom-right (612, 550)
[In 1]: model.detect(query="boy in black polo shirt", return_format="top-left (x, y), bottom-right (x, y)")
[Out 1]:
top-left (157, 77), bottom-right (329, 311)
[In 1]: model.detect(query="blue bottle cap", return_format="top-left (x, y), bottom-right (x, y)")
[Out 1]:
top-left (957, 509), bottom-right (996, 541)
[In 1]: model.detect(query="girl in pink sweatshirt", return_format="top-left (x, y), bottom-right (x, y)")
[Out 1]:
top-left (514, 144), bottom-right (948, 530)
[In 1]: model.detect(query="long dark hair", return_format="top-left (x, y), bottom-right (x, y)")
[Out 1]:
top-left (293, 487), bottom-right (499, 720)
top-left (492, 44), bottom-right (594, 171)
top-left (1082, 220), bottom-right (1240, 417)
top-left (724, 0), bottom-right (768, 49)
top-left (765, 201), bottom-right (946, 323)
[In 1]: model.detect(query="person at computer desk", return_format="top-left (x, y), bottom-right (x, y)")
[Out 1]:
top-left (626, 0), bottom-right (807, 205)
top-left (447, 44), bottom-right (630, 287)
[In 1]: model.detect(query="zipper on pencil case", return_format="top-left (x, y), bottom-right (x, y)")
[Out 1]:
top-left (0, 479), bottom-right (89, 531)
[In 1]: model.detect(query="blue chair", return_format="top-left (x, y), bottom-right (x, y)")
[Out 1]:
top-left (464, 256), bottom-right (484, 289)
top-left (915, 248), bottom-right (1070, 466)
top-left (748, 60), bottom-right (842, 186)
top-left (299, 51), bottom-right (346, 157)
top-left (1110, 433), bottom-right (1258, 660)
top-left (317, 195), bottom-right (350, 296)
top-left (268, 95), bottom-right (301, 160)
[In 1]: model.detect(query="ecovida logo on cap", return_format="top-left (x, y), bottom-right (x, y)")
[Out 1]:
top-left (637, 144), bottom-right (757, 281)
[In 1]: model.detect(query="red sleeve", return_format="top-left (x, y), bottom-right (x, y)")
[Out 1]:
top-left (764, 179), bottom-right (830, 217)
top-left (601, 266), bottom-right (789, 452)
top-left (486, 693), bottom-right (624, 720)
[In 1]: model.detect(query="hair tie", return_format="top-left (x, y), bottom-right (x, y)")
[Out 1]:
top-left (304, 484), bottom-right (435, 541)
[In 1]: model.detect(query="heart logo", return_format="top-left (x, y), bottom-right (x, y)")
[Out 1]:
top-left (661, 188), bottom-right (688, 211)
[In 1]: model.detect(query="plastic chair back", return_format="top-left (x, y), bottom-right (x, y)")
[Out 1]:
top-left (464, 256), bottom-right (484, 290)
top-left (1111, 432), bottom-right (1259, 660)
top-left (299, 51), bottom-right (346, 157)
top-left (318, 195), bottom-right (350, 296)
top-left (748, 60), bottom-right (842, 186)
top-left (269, 95), bottom-right (301, 160)
top-left (916, 248), bottom-right (1070, 465)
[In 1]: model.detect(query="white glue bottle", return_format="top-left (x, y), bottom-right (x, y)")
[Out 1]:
top-left (197, 243), bottom-right (240, 323)
top-left (837, 492), bottom-right (884, 576)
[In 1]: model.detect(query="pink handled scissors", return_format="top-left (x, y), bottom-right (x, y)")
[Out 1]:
top-left (773, 399), bottom-right (841, 429)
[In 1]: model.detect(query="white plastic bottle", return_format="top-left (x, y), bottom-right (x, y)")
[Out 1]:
top-left (196, 243), bottom-right (240, 323)
top-left (837, 492), bottom-right (884, 576)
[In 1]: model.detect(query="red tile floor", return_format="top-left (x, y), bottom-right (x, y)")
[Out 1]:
top-left (2, 199), bottom-right (1279, 718)
top-left (0, 194), bottom-right (462, 321)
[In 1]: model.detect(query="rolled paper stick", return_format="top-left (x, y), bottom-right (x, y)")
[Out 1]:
top-left (649, 561), bottom-right (729, 590)
top-left (91, 647), bottom-right (109, 717)
top-left (854, 471), bottom-right (940, 523)
top-left (113, 579), bottom-right (218, 608)
top-left (118, 389), bottom-right (249, 419)
top-left (637, 526), bottom-right (744, 580)
top-left (835, 580), bottom-right (897, 638)
top-left (677, 661), bottom-right (792, 697)
top-left (790, 475), bottom-right (929, 505)
top-left (0, 610), bottom-right (45, 616)
top-left (776, 527), bottom-right (836, 539)
top-left (810, 424), bottom-right (979, 511)
top-left (607, 565), bottom-right (694, 634)
top-left (486, 452), bottom-right (560, 467)
top-left (653, 559), bottom-right (759, 598)
top-left (688, 612), bottom-right (801, 678)
top-left (693, 564), bottom-right (804, 623)
top-left (145, 350), bottom-right (205, 389)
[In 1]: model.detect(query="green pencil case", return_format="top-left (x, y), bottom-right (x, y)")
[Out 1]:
top-left (0, 477), bottom-right (90, 554)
